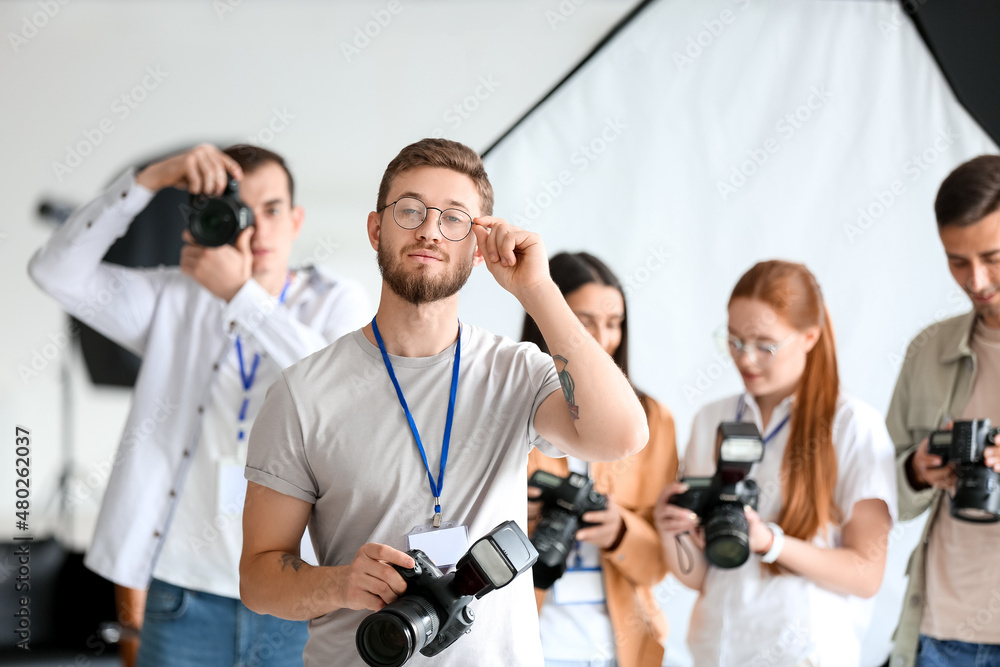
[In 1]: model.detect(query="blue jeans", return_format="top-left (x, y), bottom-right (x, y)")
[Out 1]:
top-left (136, 578), bottom-right (309, 667)
top-left (918, 635), bottom-right (1000, 667)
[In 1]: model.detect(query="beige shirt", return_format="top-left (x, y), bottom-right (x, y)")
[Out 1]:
top-left (921, 319), bottom-right (1000, 643)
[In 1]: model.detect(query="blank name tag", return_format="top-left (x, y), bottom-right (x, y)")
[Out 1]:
top-left (553, 568), bottom-right (605, 605)
top-left (405, 523), bottom-right (469, 568)
top-left (218, 460), bottom-right (248, 515)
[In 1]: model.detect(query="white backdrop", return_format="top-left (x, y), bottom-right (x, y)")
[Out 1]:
top-left (473, 1), bottom-right (997, 665)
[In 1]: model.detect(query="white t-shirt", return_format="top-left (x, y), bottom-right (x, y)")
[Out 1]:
top-left (682, 392), bottom-right (897, 667)
top-left (246, 324), bottom-right (563, 667)
top-left (537, 457), bottom-right (617, 662)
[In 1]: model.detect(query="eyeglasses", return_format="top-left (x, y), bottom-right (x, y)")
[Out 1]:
top-left (378, 197), bottom-right (474, 242)
top-left (715, 328), bottom-right (798, 366)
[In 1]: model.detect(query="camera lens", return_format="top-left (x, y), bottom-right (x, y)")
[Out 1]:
top-left (704, 504), bottom-right (751, 568)
top-left (951, 467), bottom-right (1000, 523)
top-left (530, 511), bottom-right (578, 590)
top-left (190, 199), bottom-right (237, 247)
top-left (356, 597), bottom-right (440, 667)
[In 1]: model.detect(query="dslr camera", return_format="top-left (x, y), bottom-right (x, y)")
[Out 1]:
top-left (355, 520), bottom-right (538, 667)
top-left (186, 176), bottom-right (254, 247)
top-left (668, 422), bottom-right (764, 568)
top-left (927, 419), bottom-right (1000, 522)
top-left (527, 470), bottom-right (608, 589)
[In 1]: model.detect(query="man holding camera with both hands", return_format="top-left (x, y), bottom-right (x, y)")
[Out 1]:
top-left (238, 138), bottom-right (649, 666)
top-left (29, 143), bottom-right (370, 666)
top-left (889, 155), bottom-right (1000, 667)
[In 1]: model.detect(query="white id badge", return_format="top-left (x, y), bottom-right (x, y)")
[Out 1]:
top-left (553, 568), bottom-right (606, 605)
top-left (405, 522), bottom-right (469, 568)
top-left (218, 459), bottom-right (248, 515)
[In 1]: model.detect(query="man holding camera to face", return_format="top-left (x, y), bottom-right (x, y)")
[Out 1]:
top-left (238, 138), bottom-right (649, 666)
top-left (889, 155), bottom-right (1000, 667)
top-left (29, 143), bottom-right (370, 666)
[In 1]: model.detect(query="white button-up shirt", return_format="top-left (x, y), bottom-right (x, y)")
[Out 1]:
top-left (28, 169), bottom-right (371, 590)
top-left (682, 392), bottom-right (897, 667)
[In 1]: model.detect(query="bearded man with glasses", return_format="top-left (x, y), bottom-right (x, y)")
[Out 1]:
top-left (238, 138), bottom-right (649, 666)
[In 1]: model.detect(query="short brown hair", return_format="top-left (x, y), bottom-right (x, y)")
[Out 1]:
top-left (223, 144), bottom-right (295, 204)
top-left (935, 155), bottom-right (1000, 227)
top-left (376, 138), bottom-right (494, 216)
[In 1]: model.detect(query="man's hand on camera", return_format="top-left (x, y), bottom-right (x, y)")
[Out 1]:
top-left (576, 495), bottom-right (625, 550)
top-left (136, 143), bottom-right (243, 195)
top-left (471, 217), bottom-right (552, 302)
top-left (180, 228), bottom-right (253, 302)
top-left (986, 434), bottom-right (1000, 473)
top-left (909, 436), bottom-right (957, 491)
top-left (337, 543), bottom-right (415, 612)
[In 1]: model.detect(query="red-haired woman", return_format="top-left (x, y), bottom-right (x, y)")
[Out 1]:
top-left (654, 260), bottom-right (897, 666)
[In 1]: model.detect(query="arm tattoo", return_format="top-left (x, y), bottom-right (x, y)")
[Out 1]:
top-left (279, 553), bottom-right (306, 572)
top-left (553, 355), bottom-right (579, 420)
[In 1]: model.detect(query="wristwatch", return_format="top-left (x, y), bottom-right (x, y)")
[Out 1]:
top-left (760, 522), bottom-right (785, 564)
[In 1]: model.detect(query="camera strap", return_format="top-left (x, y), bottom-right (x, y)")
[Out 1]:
top-left (218, 273), bottom-right (293, 515)
top-left (233, 273), bottom-right (293, 442)
top-left (736, 395), bottom-right (790, 445)
top-left (372, 316), bottom-right (461, 528)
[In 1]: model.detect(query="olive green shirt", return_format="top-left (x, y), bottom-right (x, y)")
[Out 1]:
top-left (888, 310), bottom-right (977, 667)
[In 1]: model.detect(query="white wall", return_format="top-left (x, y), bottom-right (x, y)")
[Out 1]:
top-left (478, 1), bottom-right (996, 665)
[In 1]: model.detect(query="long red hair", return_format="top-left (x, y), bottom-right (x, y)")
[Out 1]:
top-left (730, 261), bottom-right (841, 558)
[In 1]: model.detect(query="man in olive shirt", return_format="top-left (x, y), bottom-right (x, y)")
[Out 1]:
top-left (889, 155), bottom-right (1000, 667)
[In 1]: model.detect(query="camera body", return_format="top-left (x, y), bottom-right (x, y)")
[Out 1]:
top-left (528, 470), bottom-right (608, 589)
top-left (355, 520), bottom-right (538, 667)
top-left (186, 177), bottom-right (254, 247)
top-left (927, 419), bottom-right (1000, 523)
top-left (669, 422), bottom-right (764, 568)
top-left (385, 549), bottom-right (475, 658)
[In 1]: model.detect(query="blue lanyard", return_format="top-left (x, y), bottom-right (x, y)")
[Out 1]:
top-left (371, 316), bottom-right (461, 527)
top-left (736, 394), bottom-right (790, 444)
top-left (234, 274), bottom-right (292, 441)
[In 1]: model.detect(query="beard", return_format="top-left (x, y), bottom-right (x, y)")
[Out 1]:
top-left (966, 284), bottom-right (1000, 321)
top-left (377, 240), bottom-right (475, 305)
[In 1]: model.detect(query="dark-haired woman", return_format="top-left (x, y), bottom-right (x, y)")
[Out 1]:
top-left (523, 251), bottom-right (678, 667)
